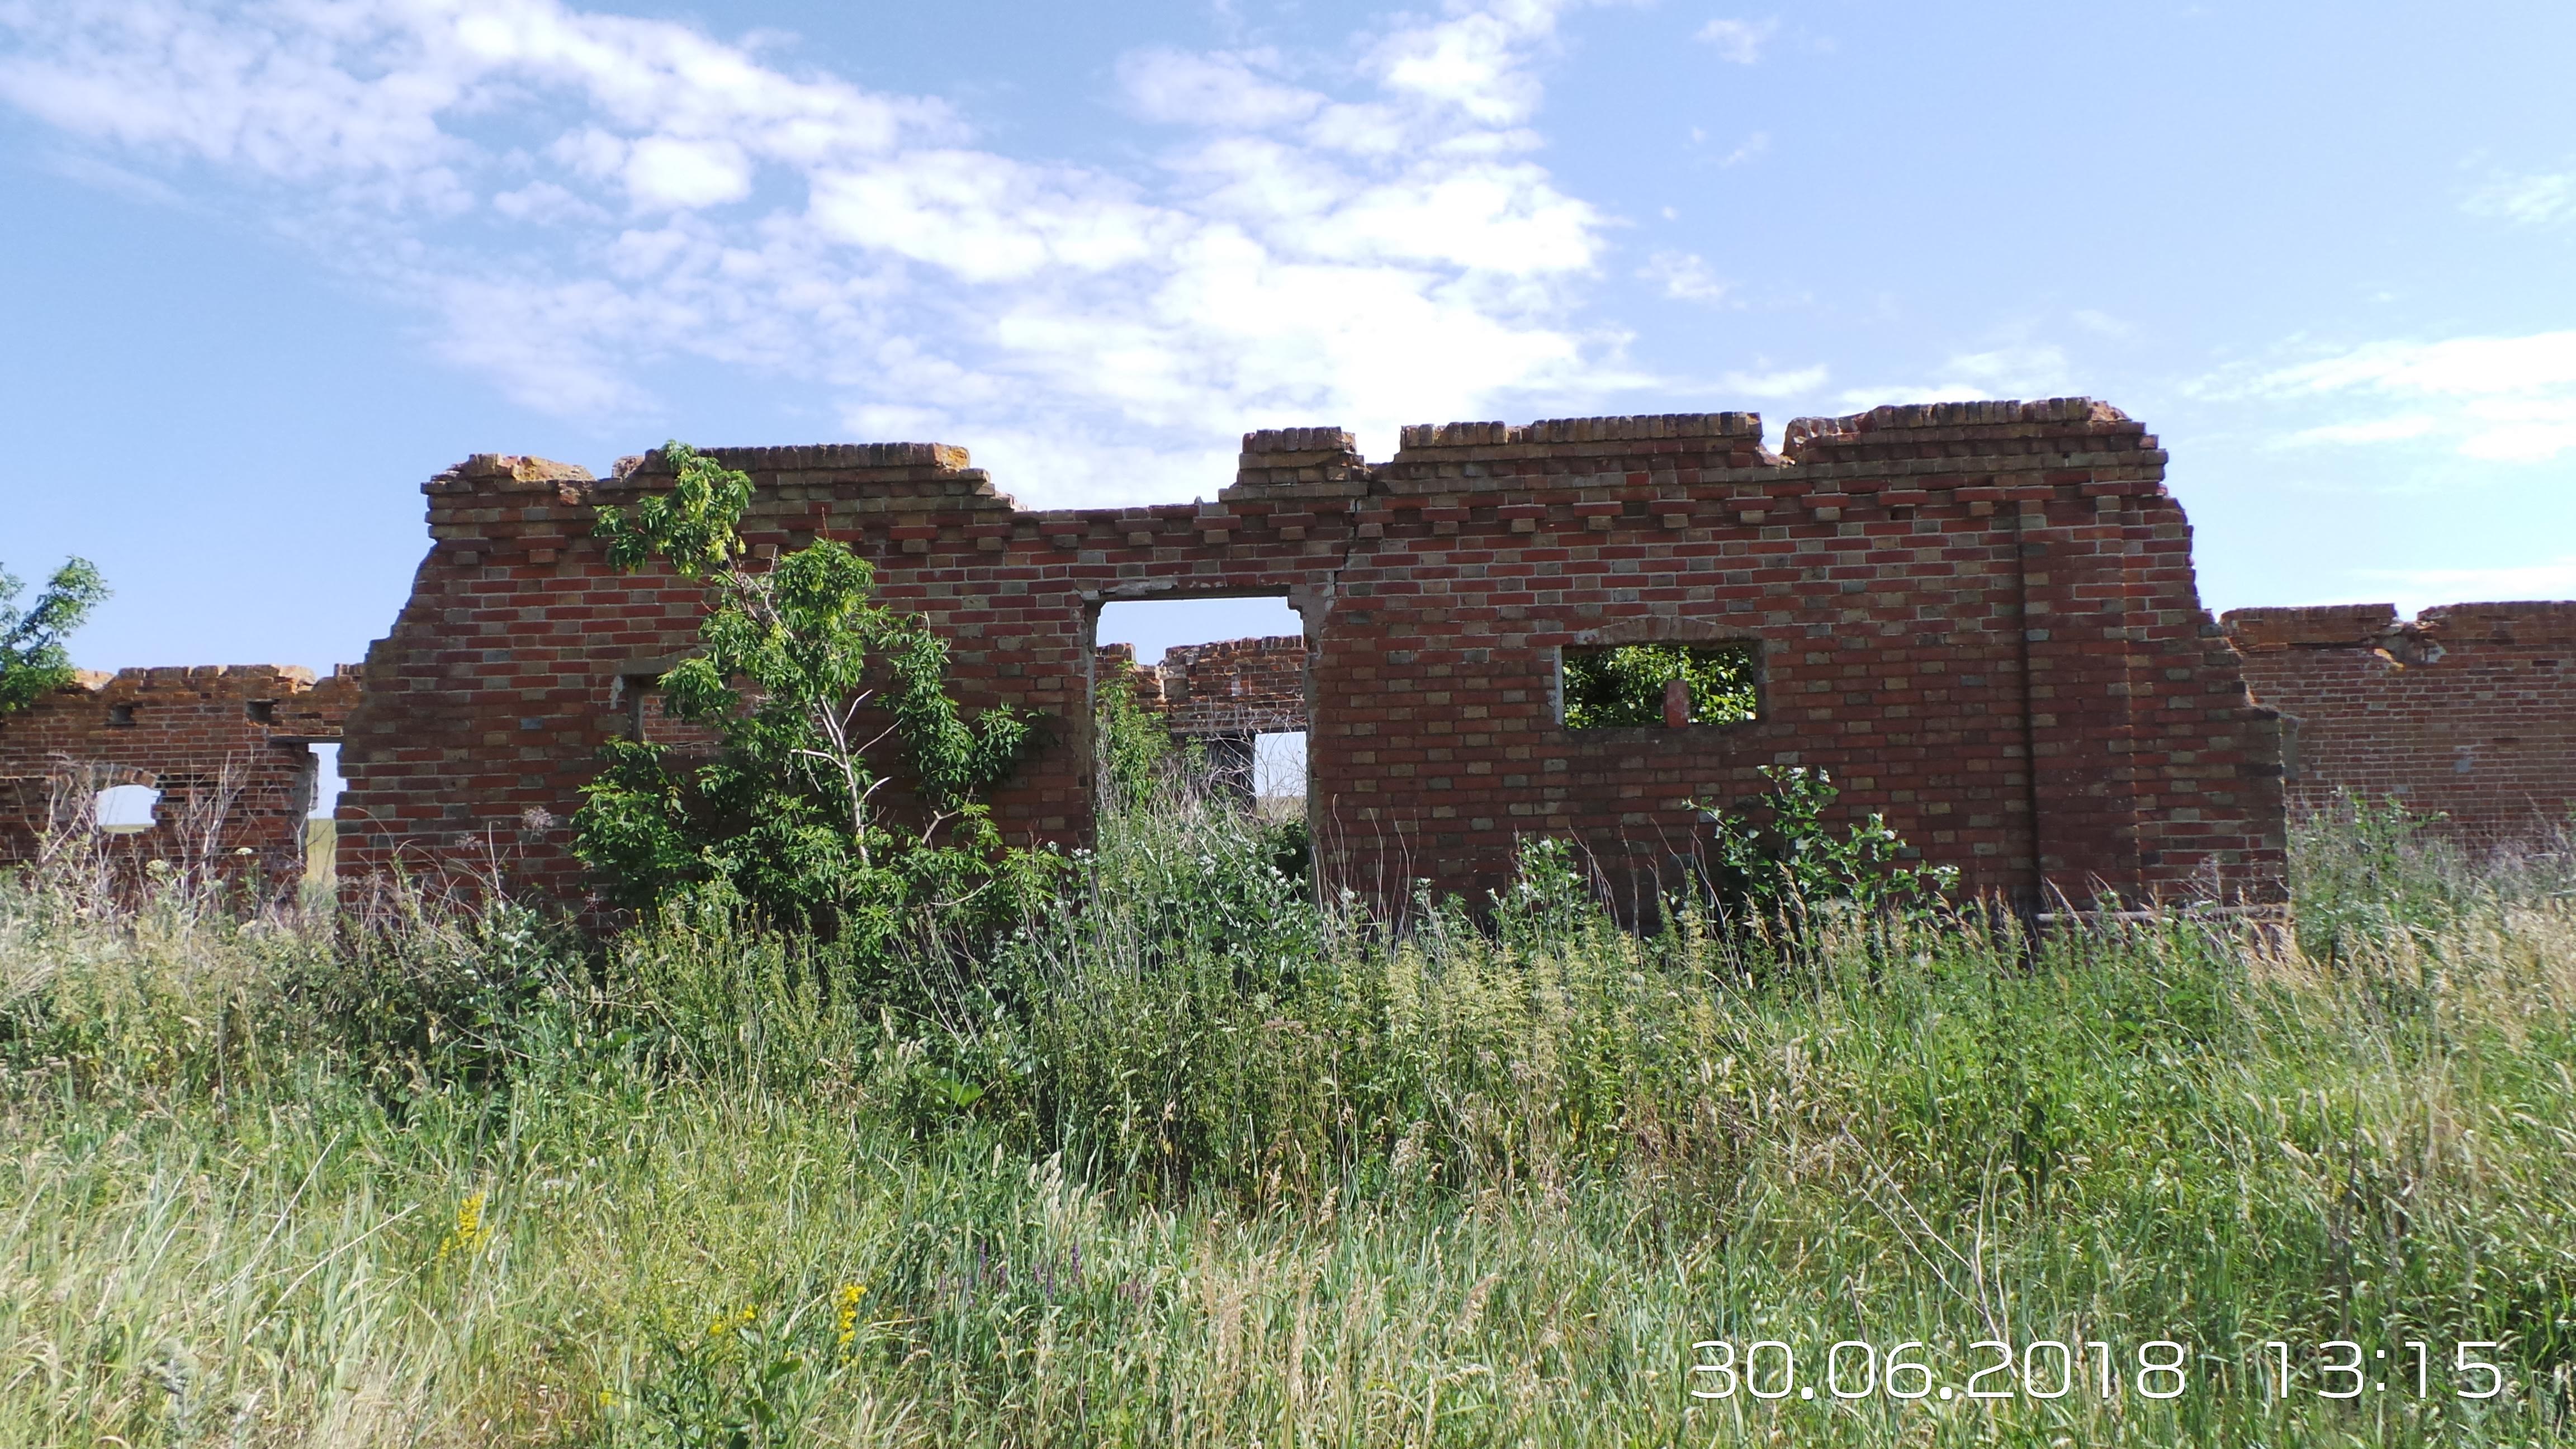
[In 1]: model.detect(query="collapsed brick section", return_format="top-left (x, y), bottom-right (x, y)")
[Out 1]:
top-left (1094, 636), bottom-right (1310, 737)
top-left (1092, 643), bottom-right (1164, 717)
top-left (338, 400), bottom-right (2287, 910)
top-left (0, 664), bottom-right (359, 885)
top-left (2223, 602), bottom-right (2576, 841)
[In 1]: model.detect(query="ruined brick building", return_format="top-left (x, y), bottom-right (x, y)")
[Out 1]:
top-left (11, 396), bottom-right (2568, 911)
top-left (2222, 602), bottom-right (2576, 842)
top-left (1097, 636), bottom-right (1308, 798)
top-left (329, 398), bottom-right (2288, 910)
top-left (0, 665), bottom-right (357, 884)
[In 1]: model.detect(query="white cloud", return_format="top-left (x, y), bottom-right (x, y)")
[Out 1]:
top-left (1693, 17), bottom-right (1777, 64)
top-left (2360, 556), bottom-right (2576, 608)
top-left (0, 0), bottom-right (1626, 497)
top-left (1638, 249), bottom-right (1727, 302)
top-left (1839, 344), bottom-right (2075, 410)
top-left (2277, 415), bottom-right (2440, 448)
top-left (2231, 331), bottom-right (2576, 463)
top-left (2071, 308), bottom-right (2129, 338)
top-left (1366, 0), bottom-right (1556, 126)
top-left (1717, 131), bottom-right (1767, 167)
top-left (1119, 48), bottom-right (1323, 129)
top-left (623, 135), bottom-right (752, 210)
top-left (2465, 168), bottom-right (2576, 225)
top-left (491, 179), bottom-right (606, 224)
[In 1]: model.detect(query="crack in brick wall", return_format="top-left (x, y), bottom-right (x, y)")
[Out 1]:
top-left (332, 397), bottom-right (2289, 910)
top-left (2224, 602), bottom-right (2576, 842)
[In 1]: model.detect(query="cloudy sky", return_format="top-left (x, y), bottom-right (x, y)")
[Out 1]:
top-left (6, 0), bottom-right (2575, 672)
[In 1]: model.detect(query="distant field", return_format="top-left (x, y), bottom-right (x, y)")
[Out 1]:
top-left (304, 815), bottom-right (335, 885)
top-left (2, 798), bottom-right (2571, 1446)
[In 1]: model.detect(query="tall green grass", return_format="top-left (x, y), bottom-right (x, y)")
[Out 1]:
top-left (2, 795), bottom-right (2572, 1445)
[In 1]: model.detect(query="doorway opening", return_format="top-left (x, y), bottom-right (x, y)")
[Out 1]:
top-left (1092, 595), bottom-right (1309, 826)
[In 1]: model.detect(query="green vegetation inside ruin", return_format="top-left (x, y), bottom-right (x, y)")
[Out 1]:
top-left (570, 442), bottom-right (1046, 959)
top-left (1560, 642), bottom-right (1758, 728)
top-left (4, 791), bottom-right (2575, 1446)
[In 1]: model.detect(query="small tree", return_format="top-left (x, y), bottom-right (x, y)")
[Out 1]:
top-left (0, 557), bottom-right (110, 714)
top-left (572, 443), bottom-right (1046, 961)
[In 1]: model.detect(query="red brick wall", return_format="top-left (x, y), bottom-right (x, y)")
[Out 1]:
top-left (2223, 602), bottom-right (2576, 841)
top-left (1096, 636), bottom-right (1309, 737)
top-left (0, 664), bottom-right (358, 886)
top-left (1093, 643), bottom-right (1167, 717)
top-left (339, 400), bottom-right (2285, 910)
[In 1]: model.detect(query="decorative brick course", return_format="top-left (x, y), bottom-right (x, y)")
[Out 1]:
top-left (337, 400), bottom-right (2288, 910)
top-left (2223, 602), bottom-right (2576, 841)
top-left (0, 664), bottom-right (358, 886)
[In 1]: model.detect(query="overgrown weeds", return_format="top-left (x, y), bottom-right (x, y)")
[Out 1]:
top-left (1, 794), bottom-right (2572, 1444)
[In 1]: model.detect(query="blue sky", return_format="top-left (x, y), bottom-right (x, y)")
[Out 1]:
top-left (6, 0), bottom-right (2575, 674)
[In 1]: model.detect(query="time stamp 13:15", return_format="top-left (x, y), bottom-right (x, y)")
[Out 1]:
top-left (1685, 1338), bottom-right (2525, 1405)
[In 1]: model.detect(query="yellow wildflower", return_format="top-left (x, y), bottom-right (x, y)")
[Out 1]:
top-left (436, 1191), bottom-right (493, 1262)
top-left (835, 1283), bottom-right (867, 1348)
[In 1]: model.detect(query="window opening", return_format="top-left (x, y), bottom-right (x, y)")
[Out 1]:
top-left (94, 783), bottom-right (159, 834)
top-left (107, 703), bottom-right (136, 727)
top-left (245, 699), bottom-right (277, 723)
top-left (303, 742), bottom-right (342, 888)
top-left (621, 673), bottom-right (723, 753)
top-left (1561, 643), bottom-right (1758, 728)
top-left (307, 742), bottom-right (344, 818)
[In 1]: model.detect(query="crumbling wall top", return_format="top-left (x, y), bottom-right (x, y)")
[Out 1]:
top-left (2418, 600), bottom-right (2576, 645)
top-left (1395, 411), bottom-right (1763, 452)
top-left (424, 453), bottom-right (597, 495)
top-left (2220, 604), bottom-right (2404, 650)
top-left (30, 663), bottom-right (339, 700)
top-left (1782, 396), bottom-right (2149, 461)
top-left (425, 443), bottom-right (1005, 512)
top-left (2224, 601), bottom-right (2576, 654)
top-left (1230, 427), bottom-right (1371, 494)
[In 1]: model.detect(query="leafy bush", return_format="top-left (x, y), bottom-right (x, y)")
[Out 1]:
top-left (1696, 763), bottom-right (1959, 917)
top-left (1560, 642), bottom-right (1755, 727)
top-left (1092, 659), bottom-right (1173, 813)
